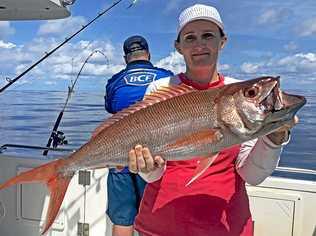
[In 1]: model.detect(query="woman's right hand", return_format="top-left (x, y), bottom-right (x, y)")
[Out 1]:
top-left (128, 145), bottom-right (165, 174)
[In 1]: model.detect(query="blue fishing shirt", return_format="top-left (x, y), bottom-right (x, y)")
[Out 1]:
top-left (104, 60), bottom-right (173, 173)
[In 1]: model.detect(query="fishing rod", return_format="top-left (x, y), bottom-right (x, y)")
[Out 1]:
top-left (0, 0), bottom-right (126, 94)
top-left (43, 50), bottom-right (109, 156)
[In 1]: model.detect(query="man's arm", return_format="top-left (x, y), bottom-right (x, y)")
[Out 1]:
top-left (104, 79), bottom-right (114, 114)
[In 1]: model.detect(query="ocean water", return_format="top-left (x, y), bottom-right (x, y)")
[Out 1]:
top-left (0, 89), bottom-right (315, 177)
top-left (0, 90), bottom-right (107, 158)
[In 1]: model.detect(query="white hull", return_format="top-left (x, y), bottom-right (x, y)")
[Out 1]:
top-left (247, 175), bottom-right (316, 236)
top-left (0, 155), bottom-right (112, 236)
top-left (0, 154), bottom-right (315, 236)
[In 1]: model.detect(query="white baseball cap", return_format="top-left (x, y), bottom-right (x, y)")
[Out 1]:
top-left (177, 4), bottom-right (224, 37)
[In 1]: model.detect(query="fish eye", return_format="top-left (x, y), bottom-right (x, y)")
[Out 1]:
top-left (244, 86), bottom-right (259, 98)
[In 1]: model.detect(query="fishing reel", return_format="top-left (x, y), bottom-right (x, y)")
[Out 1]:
top-left (52, 131), bottom-right (68, 148)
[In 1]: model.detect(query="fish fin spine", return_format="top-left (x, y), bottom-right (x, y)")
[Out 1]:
top-left (185, 154), bottom-right (219, 186)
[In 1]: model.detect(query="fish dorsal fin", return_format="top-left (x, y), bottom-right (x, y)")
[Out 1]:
top-left (91, 84), bottom-right (195, 138)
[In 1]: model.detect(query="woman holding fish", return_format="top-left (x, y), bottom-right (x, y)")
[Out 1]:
top-left (0, 3), bottom-right (304, 236)
top-left (128, 4), bottom-right (297, 236)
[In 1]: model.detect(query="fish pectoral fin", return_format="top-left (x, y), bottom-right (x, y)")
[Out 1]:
top-left (166, 128), bottom-right (223, 150)
top-left (185, 153), bottom-right (219, 187)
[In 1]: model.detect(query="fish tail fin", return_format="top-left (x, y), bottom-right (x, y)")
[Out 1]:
top-left (0, 159), bottom-right (74, 235)
top-left (42, 172), bottom-right (73, 235)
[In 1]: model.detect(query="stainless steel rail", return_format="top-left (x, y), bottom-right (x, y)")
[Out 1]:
top-left (275, 166), bottom-right (316, 175)
top-left (0, 143), bottom-right (74, 153)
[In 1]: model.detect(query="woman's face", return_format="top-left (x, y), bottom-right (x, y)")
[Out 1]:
top-left (175, 20), bottom-right (226, 71)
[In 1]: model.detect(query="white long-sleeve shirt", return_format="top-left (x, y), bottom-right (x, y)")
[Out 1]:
top-left (139, 75), bottom-right (288, 185)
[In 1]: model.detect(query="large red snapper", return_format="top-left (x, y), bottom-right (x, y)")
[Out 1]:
top-left (0, 76), bottom-right (306, 234)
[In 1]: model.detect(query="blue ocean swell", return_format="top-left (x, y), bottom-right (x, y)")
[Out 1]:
top-left (0, 90), bottom-right (108, 159)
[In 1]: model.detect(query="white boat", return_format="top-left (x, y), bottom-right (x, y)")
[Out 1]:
top-left (0, 2), bottom-right (315, 236)
top-left (0, 0), bottom-right (74, 20)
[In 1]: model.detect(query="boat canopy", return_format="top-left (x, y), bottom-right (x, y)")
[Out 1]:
top-left (0, 0), bottom-right (74, 20)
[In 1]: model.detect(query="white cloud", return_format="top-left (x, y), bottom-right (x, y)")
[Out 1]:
top-left (219, 64), bottom-right (230, 71)
top-left (257, 8), bottom-right (290, 25)
top-left (45, 81), bottom-right (57, 86)
top-left (299, 18), bottom-right (316, 36)
top-left (38, 16), bottom-right (87, 36)
top-left (240, 53), bottom-right (316, 77)
top-left (0, 37), bottom-right (125, 88)
top-left (240, 62), bottom-right (261, 74)
top-left (277, 53), bottom-right (316, 73)
top-left (155, 51), bottom-right (185, 74)
top-left (0, 40), bottom-right (16, 49)
top-left (0, 22), bottom-right (15, 39)
top-left (5, 36), bottom-right (315, 89)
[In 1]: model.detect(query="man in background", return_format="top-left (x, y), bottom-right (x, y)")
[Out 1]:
top-left (104, 35), bottom-right (173, 236)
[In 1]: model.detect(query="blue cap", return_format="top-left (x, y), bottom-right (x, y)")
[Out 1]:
top-left (123, 35), bottom-right (149, 55)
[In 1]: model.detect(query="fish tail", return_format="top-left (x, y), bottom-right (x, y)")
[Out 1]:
top-left (0, 159), bottom-right (74, 235)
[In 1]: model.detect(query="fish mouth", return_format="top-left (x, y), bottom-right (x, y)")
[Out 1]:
top-left (253, 81), bottom-right (306, 137)
top-left (270, 92), bottom-right (306, 121)
top-left (263, 85), bottom-right (306, 123)
top-left (258, 76), bottom-right (306, 115)
top-left (259, 78), bottom-right (282, 113)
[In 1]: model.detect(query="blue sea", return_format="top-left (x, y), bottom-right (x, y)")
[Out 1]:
top-left (0, 89), bottom-right (315, 179)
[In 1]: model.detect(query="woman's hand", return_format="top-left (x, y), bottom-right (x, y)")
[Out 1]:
top-left (128, 145), bottom-right (165, 174)
top-left (267, 115), bottom-right (299, 145)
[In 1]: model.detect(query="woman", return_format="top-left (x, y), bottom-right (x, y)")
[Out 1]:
top-left (128, 4), bottom-right (296, 236)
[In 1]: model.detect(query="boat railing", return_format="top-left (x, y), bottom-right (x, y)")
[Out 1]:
top-left (0, 143), bottom-right (74, 154)
top-left (275, 166), bottom-right (316, 176)
top-left (1, 144), bottom-right (315, 177)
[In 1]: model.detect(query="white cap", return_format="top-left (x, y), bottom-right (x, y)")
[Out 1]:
top-left (177, 4), bottom-right (224, 37)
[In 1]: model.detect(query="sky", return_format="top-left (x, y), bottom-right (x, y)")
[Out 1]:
top-left (0, 0), bottom-right (316, 92)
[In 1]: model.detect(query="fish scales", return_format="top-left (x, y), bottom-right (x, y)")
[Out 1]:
top-left (63, 90), bottom-right (219, 172)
